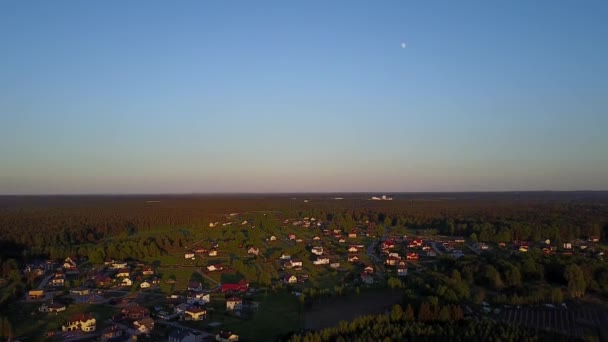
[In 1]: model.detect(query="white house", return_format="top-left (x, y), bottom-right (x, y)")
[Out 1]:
top-left (122, 278), bottom-right (133, 287)
top-left (283, 274), bottom-right (298, 284)
top-left (313, 257), bottom-right (330, 265)
top-left (226, 297), bottom-right (243, 311)
top-left (184, 252), bottom-right (195, 259)
top-left (269, 236), bottom-right (277, 241)
top-left (311, 247), bottom-right (324, 256)
top-left (247, 247), bottom-right (259, 256)
top-left (348, 246), bottom-right (358, 253)
top-left (140, 281), bottom-right (151, 289)
top-left (208, 249), bottom-right (218, 257)
top-left (280, 253), bottom-right (291, 260)
top-left (290, 260), bottom-right (303, 268)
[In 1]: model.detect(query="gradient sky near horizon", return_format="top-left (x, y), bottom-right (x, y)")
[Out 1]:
top-left (1, 1), bottom-right (607, 194)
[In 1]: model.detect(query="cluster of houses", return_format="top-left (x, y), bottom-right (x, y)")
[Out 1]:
top-left (380, 239), bottom-right (408, 277)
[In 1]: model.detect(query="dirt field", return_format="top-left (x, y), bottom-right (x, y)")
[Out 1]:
top-left (304, 290), bottom-right (403, 331)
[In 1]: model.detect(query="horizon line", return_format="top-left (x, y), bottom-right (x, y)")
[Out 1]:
top-left (1, 190), bottom-right (607, 196)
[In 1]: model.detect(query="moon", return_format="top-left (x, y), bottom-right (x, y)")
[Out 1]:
top-left (401, 42), bottom-right (407, 48)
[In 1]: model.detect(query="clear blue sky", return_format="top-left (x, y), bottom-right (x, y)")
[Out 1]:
top-left (1, 1), bottom-right (607, 194)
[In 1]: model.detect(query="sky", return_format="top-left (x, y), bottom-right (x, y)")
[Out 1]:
top-left (1, 1), bottom-right (607, 194)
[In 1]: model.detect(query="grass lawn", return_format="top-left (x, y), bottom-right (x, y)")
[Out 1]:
top-left (199, 291), bottom-right (302, 341)
top-left (5, 302), bottom-right (119, 342)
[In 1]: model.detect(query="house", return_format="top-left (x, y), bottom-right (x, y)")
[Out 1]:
top-left (111, 261), bottom-right (128, 270)
top-left (101, 326), bottom-right (123, 342)
top-left (188, 292), bottom-right (211, 305)
top-left (313, 257), bottom-right (330, 265)
top-left (116, 269), bottom-right (130, 278)
top-left (39, 301), bottom-right (67, 313)
top-left (388, 252), bottom-right (400, 258)
top-left (194, 248), bottom-right (207, 255)
top-left (185, 307), bottom-right (207, 321)
top-left (188, 281), bottom-right (203, 292)
top-left (140, 281), bottom-right (151, 289)
top-left (311, 247), bottom-right (324, 255)
top-left (408, 239), bottom-right (423, 248)
top-left (69, 287), bottom-right (90, 297)
top-left (169, 329), bottom-right (204, 342)
top-left (563, 242), bottom-right (572, 249)
top-left (62, 313), bottom-right (96, 332)
top-left (221, 280), bottom-right (248, 293)
top-left (185, 251), bottom-right (195, 259)
top-left (63, 257), bottom-right (78, 273)
top-left (283, 274), bottom-right (298, 284)
top-left (382, 240), bottom-right (396, 249)
top-left (348, 255), bottom-right (360, 263)
top-left (122, 304), bottom-right (150, 320)
top-left (206, 264), bottom-right (224, 272)
top-left (360, 272), bottom-right (374, 284)
top-left (121, 278), bottom-right (133, 287)
top-left (94, 273), bottom-right (112, 287)
top-left (385, 256), bottom-right (400, 266)
top-left (406, 252), bottom-right (419, 261)
top-left (280, 253), bottom-right (291, 260)
top-left (338, 238), bottom-right (346, 243)
top-left (50, 274), bottom-right (65, 287)
top-left (269, 236), bottom-right (277, 241)
top-left (247, 247), bottom-right (260, 256)
top-left (348, 232), bottom-right (357, 239)
top-left (330, 262), bottom-right (340, 269)
top-left (216, 331), bottom-right (239, 342)
top-left (142, 267), bottom-right (155, 276)
top-left (454, 238), bottom-right (466, 243)
top-left (397, 261), bottom-right (408, 277)
top-left (288, 234), bottom-right (296, 240)
top-left (28, 289), bottom-right (45, 300)
top-left (133, 317), bottom-right (155, 334)
top-left (313, 236), bottom-right (321, 241)
top-left (348, 246), bottom-right (359, 253)
top-left (226, 297), bottom-right (243, 311)
top-left (208, 249), bottom-right (218, 257)
top-left (364, 265), bottom-right (374, 274)
top-left (289, 259), bottom-right (303, 268)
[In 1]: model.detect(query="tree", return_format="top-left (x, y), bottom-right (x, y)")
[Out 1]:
top-left (470, 233), bottom-right (478, 243)
top-left (551, 288), bottom-right (563, 304)
top-left (390, 304), bottom-right (403, 322)
top-left (404, 304), bottom-right (415, 321)
top-left (439, 306), bottom-right (451, 321)
top-left (485, 265), bottom-right (504, 290)
top-left (564, 264), bottom-right (586, 298)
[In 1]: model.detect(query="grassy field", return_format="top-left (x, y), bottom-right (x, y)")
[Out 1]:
top-left (6, 302), bottom-right (119, 342)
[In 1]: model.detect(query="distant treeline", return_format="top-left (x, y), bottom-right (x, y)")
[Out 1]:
top-left (0, 195), bottom-right (607, 262)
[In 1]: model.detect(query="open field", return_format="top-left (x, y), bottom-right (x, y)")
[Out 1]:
top-left (304, 290), bottom-right (403, 331)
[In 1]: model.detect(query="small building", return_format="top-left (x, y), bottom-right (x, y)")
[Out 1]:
top-left (69, 287), bottom-right (90, 297)
top-left (216, 331), bottom-right (239, 342)
top-left (283, 274), bottom-right (298, 284)
top-left (208, 249), bottom-right (218, 257)
top-left (28, 289), bottom-right (45, 300)
top-left (206, 264), bottom-right (224, 272)
top-left (62, 313), bottom-right (96, 332)
top-left (348, 255), bottom-right (360, 263)
top-left (247, 247), bottom-right (260, 256)
top-left (313, 257), bottom-right (330, 265)
top-left (115, 269), bottom-right (130, 278)
top-left (185, 251), bottom-right (195, 259)
top-left (348, 246), bottom-right (359, 253)
top-left (397, 261), bottom-right (408, 277)
top-left (121, 277), bottom-right (133, 287)
top-left (122, 304), bottom-right (150, 320)
top-left (348, 232), bottom-right (357, 239)
top-left (185, 307), bottom-right (207, 321)
top-left (311, 247), bottom-right (324, 256)
top-left (288, 234), bottom-right (296, 240)
top-left (226, 297), bottom-right (243, 311)
top-left (330, 262), bottom-right (340, 269)
top-left (188, 281), bottom-right (203, 292)
top-left (39, 301), bottom-right (67, 313)
top-left (364, 265), bottom-right (374, 274)
top-left (142, 267), bottom-right (155, 276)
top-left (269, 236), bottom-right (277, 241)
top-left (101, 325), bottom-right (123, 342)
top-left (140, 281), bottom-right (151, 289)
top-left (280, 253), bottom-right (291, 260)
top-left (133, 317), bottom-right (155, 335)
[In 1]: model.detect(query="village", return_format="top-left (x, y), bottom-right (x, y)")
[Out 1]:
top-left (15, 211), bottom-right (607, 342)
